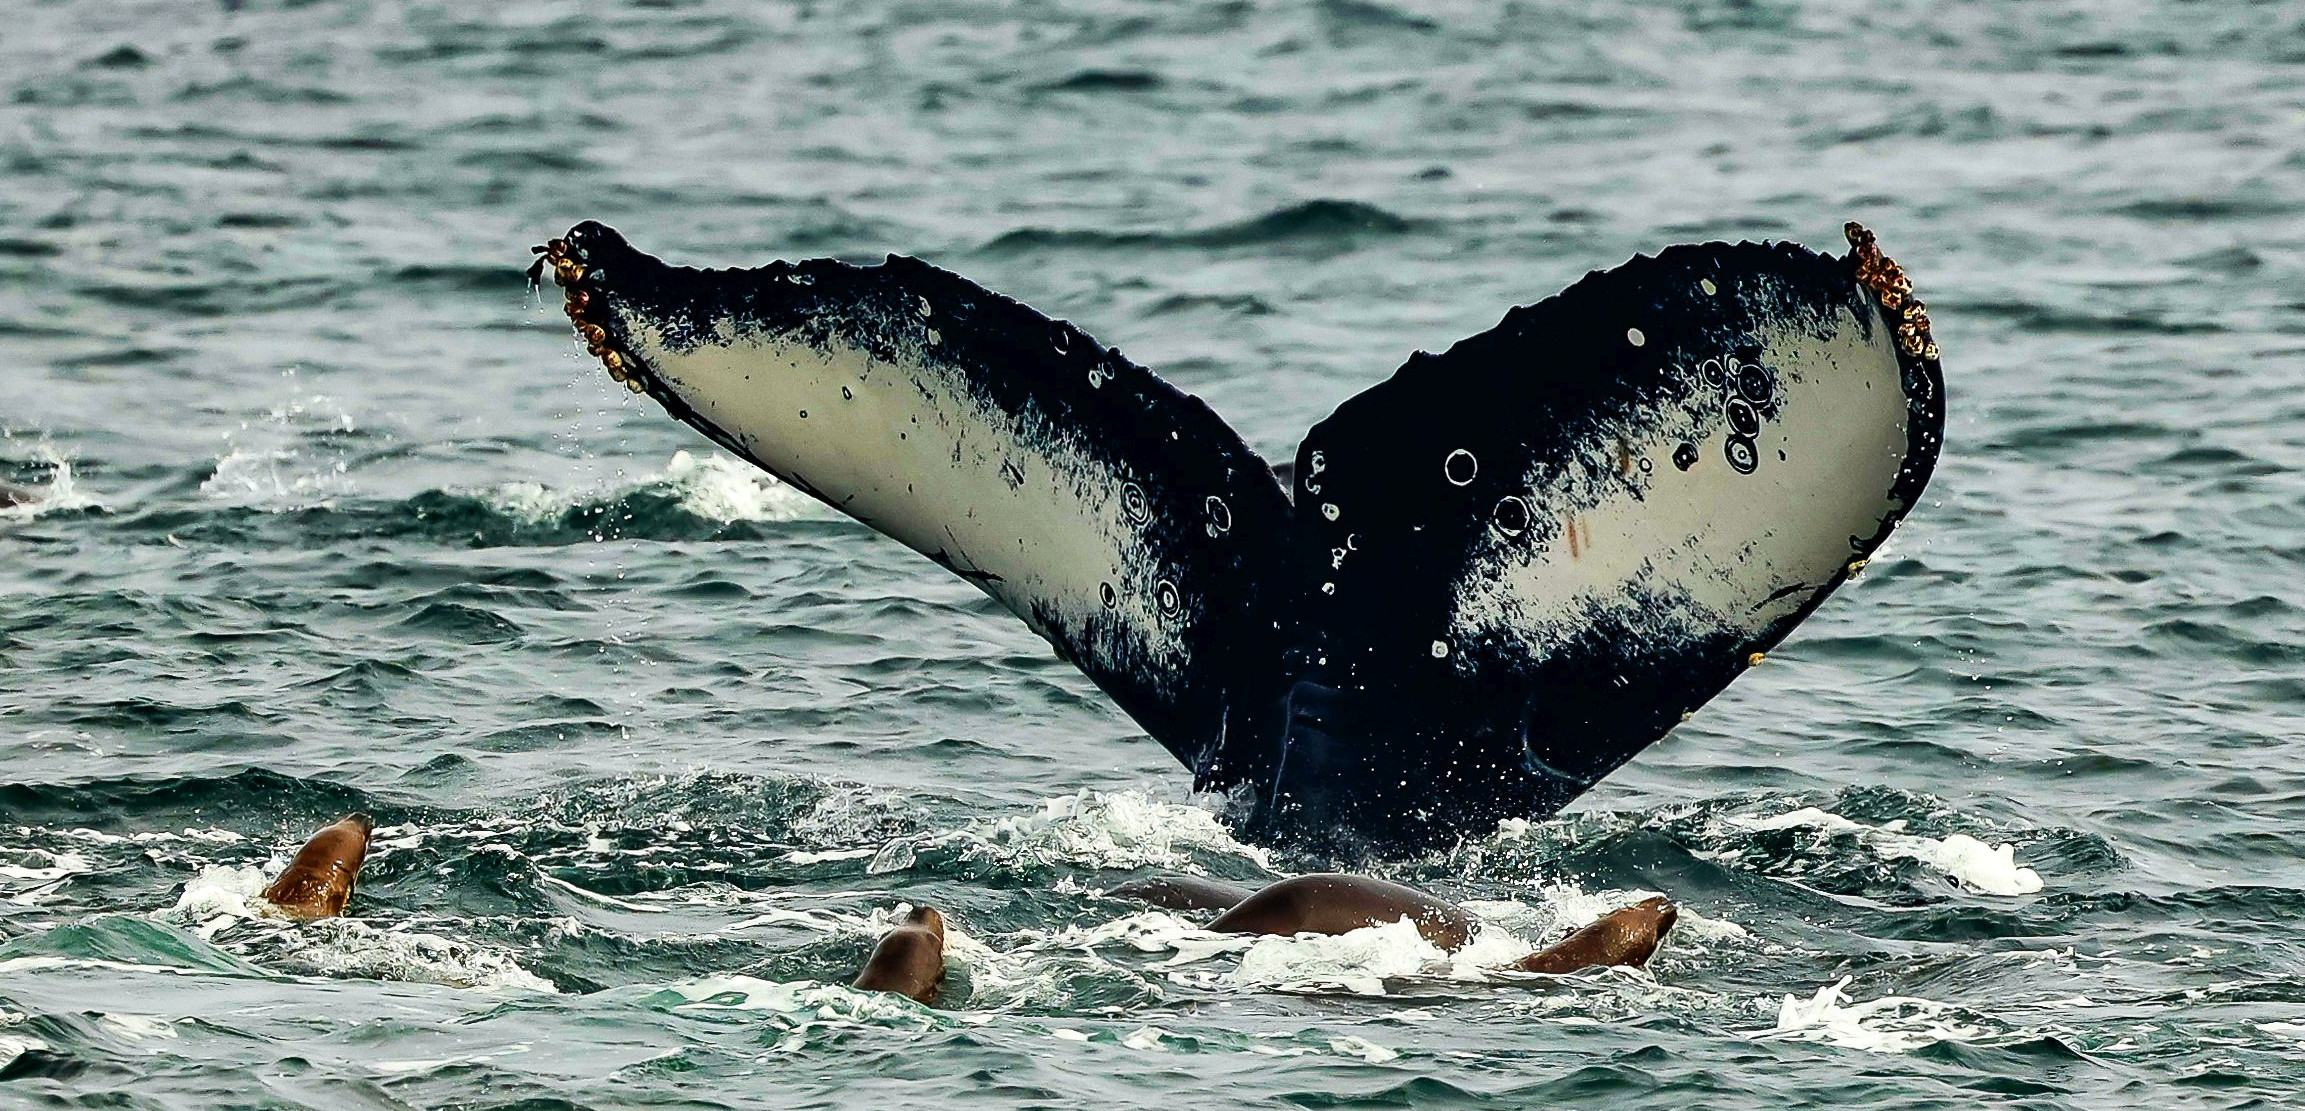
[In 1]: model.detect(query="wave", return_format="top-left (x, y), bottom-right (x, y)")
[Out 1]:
top-left (0, 446), bottom-right (99, 522)
top-left (140, 449), bottom-right (823, 548)
top-left (1719, 807), bottom-right (2043, 896)
top-left (1031, 69), bottom-right (1168, 94)
top-left (1764, 976), bottom-right (1995, 1053)
top-left (862, 788), bottom-right (1273, 879)
top-left (486, 449), bottom-right (821, 530)
top-left (0, 766), bottom-right (2280, 1079)
top-left (981, 199), bottom-right (1420, 254)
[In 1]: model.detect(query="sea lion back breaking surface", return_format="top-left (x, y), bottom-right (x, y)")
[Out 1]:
top-left (535, 223), bottom-right (1943, 851)
top-left (261, 813), bottom-right (374, 921)
top-left (1208, 873), bottom-right (1478, 950)
top-left (1108, 875), bottom-right (1261, 912)
top-left (851, 906), bottom-right (947, 1004)
top-left (1508, 896), bottom-right (1679, 974)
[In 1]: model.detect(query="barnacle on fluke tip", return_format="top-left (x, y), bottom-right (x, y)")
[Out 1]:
top-left (525, 220), bottom-right (1946, 851)
top-left (534, 231), bottom-right (646, 393)
top-left (1846, 221), bottom-right (1939, 363)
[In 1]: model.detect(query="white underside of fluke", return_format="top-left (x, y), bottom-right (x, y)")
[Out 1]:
top-left (1450, 300), bottom-right (1910, 658)
top-left (616, 315), bottom-right (1192, 691)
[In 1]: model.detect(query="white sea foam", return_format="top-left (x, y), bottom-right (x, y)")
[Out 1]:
top-left (870, 789), bottom-right (1271, 876)
top-left (0, 848), bottom-right (90, 884)
top-left (59, 826), bottom-right (246, 846)
top-left (1228, 917), bottom-right (1451, 995)
top-left (536, 873), bottom-right (665, 913)
top-left (1889, 832), bottom-right (2043, 896)
top-left (1326, 1034), bottom-right (1400, 1063)
top-left (202, 446), bottom-right (350, 504)
top-left (1122, 1025), bottom-right (1171, 1049)
top-left (659, 449), bottom-right (818, 521)
top-left (199, 394), bottom-right (359, 508)
top-left (0, 1033), bottom-right (45, 1067)
top-left (0, 447), bottom-right (99, 520)
top-left (487, 450), bottom-right (819, 526)
top-left (722, 906), bottom-right (873, 933)
top-left (98, 1013), bottom-right (182, 1041)
top-left (658, 975), bottom-right (936, 1052)
top-left (159, 864), bottom-right (554, 992)
top-left (1011, 909), bottom-right (1256, 972)
top-left (275, 920), bottom-right (557, 994)
top-left (0, 955), bottom-right (224, 978)
top-left (1240, 1032), bottom-right (1403, 1062)
top-left (161, 864), bottom-right (272, 938)
top-left (373, 1043), bottom-right (533, 1075)
top-left (1731, 807), bottom-right (2044, 895)
top-left (1764, 976), bottom-right (1989, 1053)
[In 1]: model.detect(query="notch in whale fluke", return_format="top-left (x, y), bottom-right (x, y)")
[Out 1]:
top-left (531, 222), bottom-right (1945, 852)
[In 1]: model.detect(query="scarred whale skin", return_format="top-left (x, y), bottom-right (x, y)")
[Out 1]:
top-left (532, 223), bottom-right (1943, 851)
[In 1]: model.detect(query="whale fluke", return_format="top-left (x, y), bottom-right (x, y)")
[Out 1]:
top-left (534, 222), bottom-right (1943, 850)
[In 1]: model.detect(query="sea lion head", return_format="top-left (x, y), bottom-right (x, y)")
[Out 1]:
top-left (900, 904), bottom-right (945, 940)
top-left (851, 904), bottom-right (950, 1005)
top-left (1629, 895), bottom-right (1678, 936)
top-left (260, 812), bottom-right (375, 921)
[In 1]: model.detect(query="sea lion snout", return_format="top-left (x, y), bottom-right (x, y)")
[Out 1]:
top-left (1632, 896), bottom-right (1678, 934)
top-left (344, 812), bottom-right (376, 835)
top-left (900, 904), bottom-right (945, 939)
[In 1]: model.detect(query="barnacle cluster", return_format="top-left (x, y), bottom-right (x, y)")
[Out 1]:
top-left (530, 233), bottom-right (646, 393)
top-left (1844, 222), bottom-right (1939, 363)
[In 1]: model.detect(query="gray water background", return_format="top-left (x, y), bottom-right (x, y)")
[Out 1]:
top-left (2, 0), bottom-right (2303, 1106)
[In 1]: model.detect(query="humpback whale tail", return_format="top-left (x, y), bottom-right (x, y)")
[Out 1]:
top-left (532, 221), bottom-right (1942, 851)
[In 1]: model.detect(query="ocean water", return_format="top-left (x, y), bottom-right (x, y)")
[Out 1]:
top-left (2, 0), bottom-right (2302, 1106)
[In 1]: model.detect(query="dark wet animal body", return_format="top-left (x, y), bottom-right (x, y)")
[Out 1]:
top-left (1206, 873), bottom-right (1479, 950)
top-left (1505, 896), bottom-right (1678, 974)
top-left (1108, 875), bottom-right (1262, 912)
top-left (534, 222), bottom-right (1943, 851)
top-left (260, 813), bottom-right (374, 921)
top-left (1114, 873), bottom-right (1674, 973)
top-left (851, 906), bottom-right (947, 1004)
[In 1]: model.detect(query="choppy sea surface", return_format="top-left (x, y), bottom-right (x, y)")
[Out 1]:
top-left (2, 0), bottom-right (2302, 1106)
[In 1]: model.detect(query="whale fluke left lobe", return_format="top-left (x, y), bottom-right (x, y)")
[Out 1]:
top-left (261, 813), bottom-right (373, 921)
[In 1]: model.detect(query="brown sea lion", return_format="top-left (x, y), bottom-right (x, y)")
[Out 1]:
top-left (0, 481), bottom-right (41, 507)
top-left (1206, 873), bottom-right (1479, 951)
top-left (1119, 873), bottom-right (1676, 974)
top-left (1108, 875), bottom-right (1261, 912)
top-left (1505, 896), bottom-right (1678, 974)
top-left (851, 905), bottom-right (946, 1004)
top-left (260, 813), bottom-right (374, 921)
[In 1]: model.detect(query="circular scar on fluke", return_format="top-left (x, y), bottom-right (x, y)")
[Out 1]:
top-left (530, 221), bottom-right (1943, 851)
